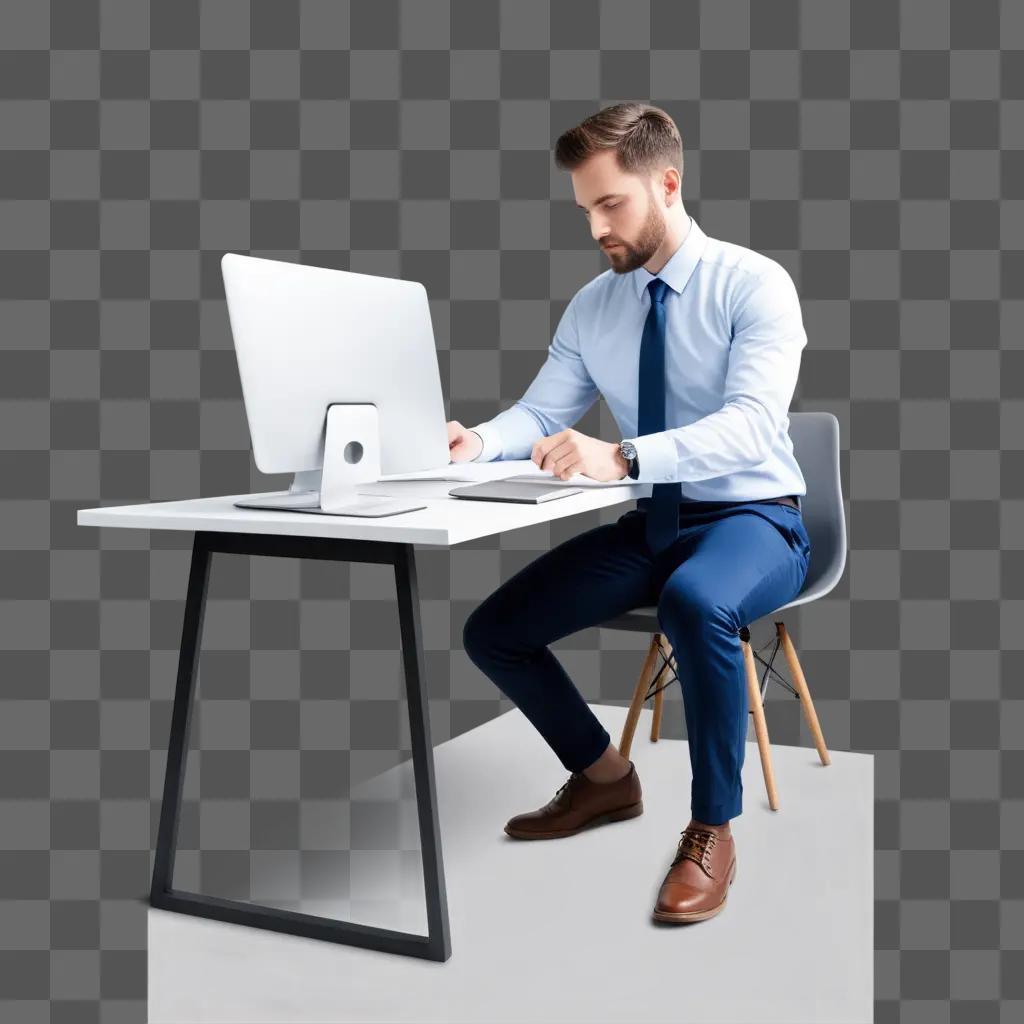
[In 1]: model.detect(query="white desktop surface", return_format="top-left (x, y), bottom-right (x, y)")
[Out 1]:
top-left (76, 460), bottom-right (648, 546)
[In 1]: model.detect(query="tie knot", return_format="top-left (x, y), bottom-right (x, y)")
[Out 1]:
top-left (647, 277), bottom-right (669, 306)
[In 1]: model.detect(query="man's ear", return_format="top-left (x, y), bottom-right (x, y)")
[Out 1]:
top-left (662, 167), bottom-right (681, 203)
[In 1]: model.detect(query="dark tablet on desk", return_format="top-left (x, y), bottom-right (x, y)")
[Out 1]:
top-left (448, 480), bottom-right (584, 504)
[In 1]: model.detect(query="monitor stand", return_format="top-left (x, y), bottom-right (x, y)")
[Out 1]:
top-left (233, 404), bottom-right (428, 518)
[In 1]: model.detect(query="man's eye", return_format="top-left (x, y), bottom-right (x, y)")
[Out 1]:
top-left (606, 203), bottom-right (620, 210)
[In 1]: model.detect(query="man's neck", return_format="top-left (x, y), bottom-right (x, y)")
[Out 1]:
top-left (643, 210), bottom-right (692, 276)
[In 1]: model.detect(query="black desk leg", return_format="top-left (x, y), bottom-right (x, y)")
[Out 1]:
top-left (149, 530), bottom-right (452, 962)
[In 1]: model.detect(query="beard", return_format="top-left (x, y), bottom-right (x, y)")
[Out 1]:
top-left (602, 188), bottom-right (668, 274)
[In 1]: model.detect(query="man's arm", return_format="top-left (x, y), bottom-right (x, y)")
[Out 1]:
top-left (623, 262), bottom-right (807, 483)
top-left (467, 292), bottom-right (600, 461)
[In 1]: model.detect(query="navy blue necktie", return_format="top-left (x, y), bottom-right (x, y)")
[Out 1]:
top-left (638, 277), bottom-right (681, 554)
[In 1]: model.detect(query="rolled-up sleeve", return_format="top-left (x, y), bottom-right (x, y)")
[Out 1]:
top-left (624, 263), bottom-right (807, 483)
top-left (464, 292), bottom-right (601, 462)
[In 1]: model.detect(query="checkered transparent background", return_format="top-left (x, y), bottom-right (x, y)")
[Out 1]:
top-left (2, 0), bottom-right (1023, 1020)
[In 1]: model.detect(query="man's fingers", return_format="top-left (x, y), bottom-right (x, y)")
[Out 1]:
top-left (534, 430), bottom-right (569, 466)
top-left (539, 441), bottom-right (563, 472)
top-left (553, 454), bottom-right (581, 479)
top-left (542, 440), bottom-right (575, 473)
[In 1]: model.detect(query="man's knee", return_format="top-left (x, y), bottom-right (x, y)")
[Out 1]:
top-left (462, 606), bottom-right (486, 661)
top-left (657, 577), bottom-right (733, 638)
top-left (462, 599), bottom-right (502, 663)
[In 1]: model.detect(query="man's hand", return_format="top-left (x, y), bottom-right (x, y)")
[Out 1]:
top-left (446, 420), bottom-right (484, 463)
top-left (531, 429), bottom-right (629, 482)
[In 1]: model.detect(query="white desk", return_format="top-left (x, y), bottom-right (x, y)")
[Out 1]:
top-left (77, 460), bottom-right (644, 963)
top-left (77, 460), bottom-right (647, 546)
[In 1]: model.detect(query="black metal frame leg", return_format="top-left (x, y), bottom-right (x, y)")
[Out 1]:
top-left (149, 530), bottom-right (452, 962)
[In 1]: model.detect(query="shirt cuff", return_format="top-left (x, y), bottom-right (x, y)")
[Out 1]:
top-left (625, 432), bottom-right (677, 483)
top-left (467, 422), bottom-right (502, 462)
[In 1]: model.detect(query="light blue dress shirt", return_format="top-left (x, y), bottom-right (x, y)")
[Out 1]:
top-left (468, 215), bottom-right (808, 506)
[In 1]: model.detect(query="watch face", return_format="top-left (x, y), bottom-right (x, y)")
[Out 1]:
top-left (620, 441), bottom-right (636, 459)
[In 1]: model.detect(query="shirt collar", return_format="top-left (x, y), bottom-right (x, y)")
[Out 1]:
top-left (631, 215), bottom-right (708, 302)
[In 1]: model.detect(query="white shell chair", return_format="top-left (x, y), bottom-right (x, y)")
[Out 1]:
top-left (602, 411), bottom-right (848, 810)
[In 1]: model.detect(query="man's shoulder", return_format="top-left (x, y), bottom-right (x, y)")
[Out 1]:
top-left (701, 234), bottom-right (789, 283)
top-left (578, 268), bottom-right (618, 297)
top-left (568, 266), bottom-right (631, 314)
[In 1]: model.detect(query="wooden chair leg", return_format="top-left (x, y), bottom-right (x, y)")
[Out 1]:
top-left (742, 633), bottom-right (780, 811)
top-left (651, 635), bottom-right (671, 741)
top-left (618, 632), bottom-right (662, 760)
top-left (776, 621), bottom-right (831, 766)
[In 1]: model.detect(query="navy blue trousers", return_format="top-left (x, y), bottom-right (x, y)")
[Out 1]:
top-left (462, 499), bottom-right (812, 825)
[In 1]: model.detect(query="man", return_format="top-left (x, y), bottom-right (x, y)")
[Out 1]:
top-left (447, 102), bottom-right (812, 924)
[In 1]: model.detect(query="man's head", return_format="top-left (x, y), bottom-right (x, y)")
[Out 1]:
top-left (554, 103), bottom-right (685, 275)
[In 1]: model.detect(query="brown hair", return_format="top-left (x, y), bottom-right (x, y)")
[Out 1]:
top-left (553, 102), bottom-right (683, 180)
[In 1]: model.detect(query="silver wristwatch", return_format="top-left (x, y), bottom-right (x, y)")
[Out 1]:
top-left (618, 439), bottom-right (638, 480)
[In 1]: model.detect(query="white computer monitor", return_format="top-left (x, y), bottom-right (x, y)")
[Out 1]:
top-left (221, 252), bottom-right (450, 517)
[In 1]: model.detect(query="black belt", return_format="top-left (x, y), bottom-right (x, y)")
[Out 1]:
top-left (765, 495), bottom-right (799, 510)
top-left (637, 494), bottom-right (800, 511)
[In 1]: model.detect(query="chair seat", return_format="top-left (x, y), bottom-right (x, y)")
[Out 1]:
top-left (601, 594), bottom-right (807, 634)
top-left (602, 606), bottom-right (660, 633)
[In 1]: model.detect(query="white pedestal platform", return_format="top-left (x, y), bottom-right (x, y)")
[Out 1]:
top-left (149, 703), bottom-right (873, 1024)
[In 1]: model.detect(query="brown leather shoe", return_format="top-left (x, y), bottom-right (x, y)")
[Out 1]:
top-left (652, 822), bottom-right (737, 923)
top-left (504, 761), bottom-right (643, 839)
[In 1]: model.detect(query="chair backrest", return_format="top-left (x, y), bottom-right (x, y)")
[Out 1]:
top-left (788, 411), bottom-right (847, 598)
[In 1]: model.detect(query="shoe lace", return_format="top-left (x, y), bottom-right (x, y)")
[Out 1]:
top-left (552, 771), bottom-right (583, 806)
top-left (671, 826), bottom-right (718, 875)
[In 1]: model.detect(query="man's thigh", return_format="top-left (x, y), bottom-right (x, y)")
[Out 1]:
top-left (464, 514), bottom-right (658, 653)
top-left (656, 506), bottom-right (809, 634)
